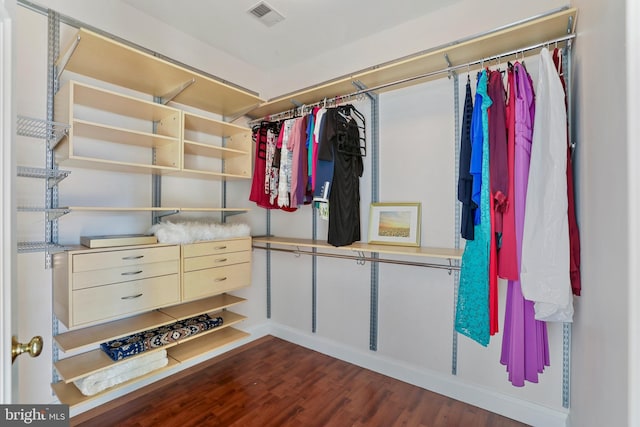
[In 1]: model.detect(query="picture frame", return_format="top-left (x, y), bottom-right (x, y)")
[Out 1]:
top-left (368, 202), bottom-right (421, 247)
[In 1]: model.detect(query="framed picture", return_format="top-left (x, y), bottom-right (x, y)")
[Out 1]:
top-left (368, 202), bottom-right (421, 247)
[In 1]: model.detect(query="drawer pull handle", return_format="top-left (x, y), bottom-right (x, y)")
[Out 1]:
top-left (215, 258), bottom-right (228, 263)
top-left (121, 293), bottom-right (143, 300)
top-left (122, 255), bottom-right (144, 260)
top-left (121, 270), bottom-right (143, 276)
top-left (214, 246), bottom-right (227, 250)
top-left (214, 277), bottom-right (228, 282)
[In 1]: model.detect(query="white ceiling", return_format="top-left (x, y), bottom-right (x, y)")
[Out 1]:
top-left (121, 0), bottom-right (461, 72)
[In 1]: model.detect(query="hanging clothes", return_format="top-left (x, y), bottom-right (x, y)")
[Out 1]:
top-left (457, 76), bottom-right (477, 240)
top-left (289, 115), bottom-right (309, 208)
top-left (487, 69), bottom-right (508, 336)
top-left (488, 69), bottom-right (509, 232)
top-left (498, 64), bottom-right (519, 280)
top-left (455, 70), bottom-right (492, 346)
top-left (500, 62), bottom-right (549, 386)
top-left (323, 107), bottom-right (364, 247)
top-left (520, 47), bottom-right (573, 322)
top-left (277, 119), bottom-right (295, 208)
top-left (552, 47), bottom-right (582, 297)
top-left (249, 123), bottom-right (276, 209)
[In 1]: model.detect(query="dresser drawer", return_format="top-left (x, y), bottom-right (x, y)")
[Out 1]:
top-left (72, 260), bottom-right (179, 290)
top-left (72, 245), bottom-right (179, 273)
top-left (72, 274), bottom-right (179, 326)
top-left (182, 263), bottom-right (250, 301)
top-left (182, 238), bottom-right (250, 258)
top-left (183, 251), bottom-right (250, 272)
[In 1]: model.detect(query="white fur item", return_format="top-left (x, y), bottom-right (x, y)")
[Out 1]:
top-left (74, 350), bottom-right (168, 396)
top-left (148, 220), bottom-right (251, 244)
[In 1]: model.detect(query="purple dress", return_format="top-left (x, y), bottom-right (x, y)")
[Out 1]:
top-left (500, 62), bottom-right (549, 386)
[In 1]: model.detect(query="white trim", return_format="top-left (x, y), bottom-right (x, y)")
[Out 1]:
top-left (0, 0), bottom-right (15, 405)
top-left (627, 0), bottom-right (640, 425)
top-left (269, 322), bottom-right (569, 427)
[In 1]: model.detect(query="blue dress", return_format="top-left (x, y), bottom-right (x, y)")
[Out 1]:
top-left (455, 70), bottom-right (492, 346)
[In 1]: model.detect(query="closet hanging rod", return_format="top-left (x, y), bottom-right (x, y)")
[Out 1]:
top-left (252, 245), bottom-right (461, 271)
top-left (248, 33), bottom-right (575, 126)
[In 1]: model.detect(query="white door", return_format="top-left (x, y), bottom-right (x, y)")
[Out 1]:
top-left (0, 0), bottom-right (16, 404)
top-left (0, 0), bottom-right (42, 404)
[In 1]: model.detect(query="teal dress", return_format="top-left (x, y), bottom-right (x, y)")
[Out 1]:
top-left (455, 70), bottom-right (492, 346)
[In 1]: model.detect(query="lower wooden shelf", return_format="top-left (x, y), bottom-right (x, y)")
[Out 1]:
top-left (52, 324), bottom-right (248, 408)
top-left (52, 294), bottom-right (249, 408)
top-left (54, 294), bottom-right (246, 354)
top-left (51, 357), bottom-right (180, 408)
top-left (167, 326), bottom-right (249, 363)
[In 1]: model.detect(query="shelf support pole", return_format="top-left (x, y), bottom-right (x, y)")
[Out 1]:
top-left (353, 80), bottom-right (380, 352)
top-left (451, 70), bottom-right (461, 376)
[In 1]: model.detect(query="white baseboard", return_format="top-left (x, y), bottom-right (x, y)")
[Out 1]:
top-left (268, 322), bottom-right (569, 427)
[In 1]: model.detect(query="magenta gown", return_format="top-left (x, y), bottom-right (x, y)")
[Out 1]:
top-left (500, 62), bottom-right (550, 386)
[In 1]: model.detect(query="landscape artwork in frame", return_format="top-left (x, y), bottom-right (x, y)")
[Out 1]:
top-left (368, 202), bottom-right (421, 247)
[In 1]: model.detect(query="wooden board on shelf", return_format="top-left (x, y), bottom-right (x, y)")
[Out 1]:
top-left (58, 28), bottom-right (264, 117)
top-left (183, 141), bottom-right (248, 159)
top-left (251, 236), bottom-right (463, 260)
top-left (54, 310), bottom-right (175, 353)
top-left (73, 120), bottom-right (179, 149)
top-left (166, 327), bottom-right (249, 363)
top-left (175, 311), bottom-right (247, 348)
top-left (246, 7), bottom-right (577, 119)
top-left (55, 347), bottom-right (177, 384)
top-left (183, 112), bottom-right (251, 137)
top-left (158, 294), bottom-right (246, 320)
top-left (51, 356), bottom-right (179, 408)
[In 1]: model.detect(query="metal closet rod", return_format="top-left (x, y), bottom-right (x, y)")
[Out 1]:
top-left (249, 33), bottom-right (576, 126)
top-left (252, 244), bottom-right (461, 272)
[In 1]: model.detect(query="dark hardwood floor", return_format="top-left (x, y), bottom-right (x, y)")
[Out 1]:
top-left (71, 335), bottom-right (529, 427)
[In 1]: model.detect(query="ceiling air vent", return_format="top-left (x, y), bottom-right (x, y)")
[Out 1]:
top-left (247, 1), bottom-right (285, 27)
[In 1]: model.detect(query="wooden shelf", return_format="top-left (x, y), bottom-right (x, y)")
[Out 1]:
top-left (247, 7), bottom-right (577, 119)
top-left (58, 28), bottom-right (264, 117)
top-left (54, 310), bottom-right (175, 353)
top-left (73, 120), bottom-right (178, 149)
top-left (181, 111), bottom-right (252, 178)
top-left (183, 111), bottom-right (251, 138)
top-left (167, 326), bottom-right (249, 363)
top-left (55, 294), bottom-right (246, 353)
top-left (158, 294), bottom-right (246, 320)
top-left (51, 357), bottom-right (179, 408)
top-left (183, 141), bottom-right (247, 159)
top-left (252, 236), bottom-right (462, 260)
top-left (54, 310), bottom-right (246, 383)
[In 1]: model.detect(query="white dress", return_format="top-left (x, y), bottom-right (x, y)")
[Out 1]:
top-left (520, 48), bottom-right (573, 322)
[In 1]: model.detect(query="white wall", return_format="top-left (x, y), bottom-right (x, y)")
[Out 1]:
top-left (570, 0), bottom-right (630, 426)
top-left (263, 0), bottom-right (568, 98)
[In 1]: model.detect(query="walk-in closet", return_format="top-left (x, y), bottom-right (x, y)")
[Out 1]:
top-left (3, 1), bottom-right (638, 427)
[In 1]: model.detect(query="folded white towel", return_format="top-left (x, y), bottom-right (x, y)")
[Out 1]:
top-left (74, 350), bottom-right (168, 396)
top-left (148, 220), bottom-right (250, 244)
